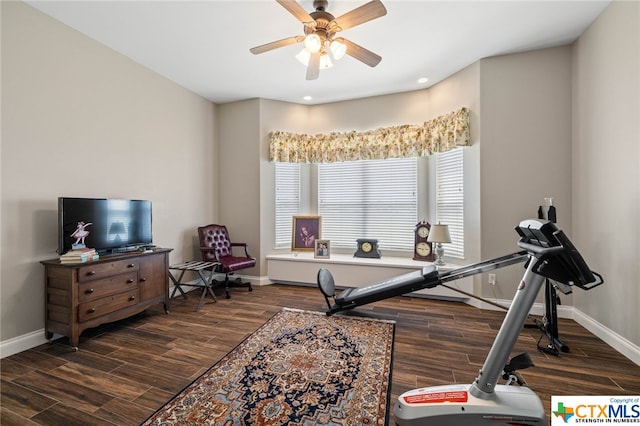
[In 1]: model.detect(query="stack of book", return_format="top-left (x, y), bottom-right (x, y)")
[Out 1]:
top-left (60, 247), bottom-right (99, 263)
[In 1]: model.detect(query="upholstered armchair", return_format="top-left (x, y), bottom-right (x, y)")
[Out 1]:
top-left (198, 224), bottom-right (255, 299)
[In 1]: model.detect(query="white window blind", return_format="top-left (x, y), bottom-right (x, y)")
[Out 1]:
top-left (318, 158), bottom-right (417, 251)
top-left (435, 147), bottom-right (464, 259)
top-left (275, 162), bottom-right (300, 248)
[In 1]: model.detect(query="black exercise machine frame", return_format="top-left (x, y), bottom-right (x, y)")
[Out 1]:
top-left (318, 219), bottom-right (603, 319)
top-left (526, 202), bottom-right (572, 355)
top-left (318, 251), bottom-right (530, 316)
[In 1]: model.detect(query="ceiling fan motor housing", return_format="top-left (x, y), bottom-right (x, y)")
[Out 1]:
top-left (305, 10), bottom-right (336, 43)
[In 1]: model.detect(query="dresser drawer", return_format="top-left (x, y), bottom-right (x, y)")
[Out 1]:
top-left (78, 259), bottom-right (139, 282)
top-left (78, 289), bottom-right (139, 322)
top-left (78, 272), bottom-right (137, 302)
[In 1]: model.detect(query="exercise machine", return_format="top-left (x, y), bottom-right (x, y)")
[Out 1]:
top-left (395, 219), bottom-right (602, 425)
top-left (317, 219), bottom-right (602, 425)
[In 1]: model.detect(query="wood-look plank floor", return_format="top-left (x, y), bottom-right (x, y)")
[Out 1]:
top-left (1, 284), bottom-right (639, 425)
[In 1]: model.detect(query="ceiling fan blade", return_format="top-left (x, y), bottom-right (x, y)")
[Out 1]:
top-left (306, 52), bottom-right (321, 80)
top-left (340, 38), bottom-right (382, 67)
top-left (276, 0), bottom-right (316, 26)
top-left (330, 0), bottom-right (387, 32)
top-left (250, 35), bottom-right (305, 55)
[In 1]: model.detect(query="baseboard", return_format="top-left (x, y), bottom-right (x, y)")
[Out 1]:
top-left (0, 328), bottom-right (50, 359)
top-left (572, 308), bottom-right (640, 366)
top-left (464, 297), bottom-right (639, 366)
top-left (253, 275), bottom-right (274, 286)
top-left (220, 273), bottom-right (271, 286)
top-left (465, 297), bottom-right (574, 319)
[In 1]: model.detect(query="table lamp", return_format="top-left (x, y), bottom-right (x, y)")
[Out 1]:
top-left (427, 223), bottom-right (451, 266)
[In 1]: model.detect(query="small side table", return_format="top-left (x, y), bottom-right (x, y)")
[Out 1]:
top-left (169, 261), bottom-right (220, 311)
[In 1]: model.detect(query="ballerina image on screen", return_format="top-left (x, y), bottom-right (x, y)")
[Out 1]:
top-left (71, 221), bottom-right (92, 248)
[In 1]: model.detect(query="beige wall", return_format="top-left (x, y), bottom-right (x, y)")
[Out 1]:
top-left (216, 98), bottom-right (313, 278)
top-left (216, 99), bottom-right (261, 275)
top-left (571, 0), bottom-right (640, 346)
top-left (1, 2), bottom-right (218, 345)
top-left (479, 46), bottom-right (574, 300)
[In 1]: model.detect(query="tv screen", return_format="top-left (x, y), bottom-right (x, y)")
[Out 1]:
top-left (58, 197), bottom-right (152, 254)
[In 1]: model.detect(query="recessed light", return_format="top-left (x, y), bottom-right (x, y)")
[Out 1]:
top-left (303, 95), bottom-right (312, 101)
top-left (417, 77), bottom-right (429, 84)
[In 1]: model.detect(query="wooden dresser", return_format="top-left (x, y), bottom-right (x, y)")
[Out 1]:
top-left (41, 248), bottom-right (172, 350)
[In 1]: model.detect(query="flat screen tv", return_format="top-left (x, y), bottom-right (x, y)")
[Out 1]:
top-left (58, 197), bottom-right (153, 255)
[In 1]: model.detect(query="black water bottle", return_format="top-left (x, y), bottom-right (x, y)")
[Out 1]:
top-left (547, 204), bottom-right (557, 223)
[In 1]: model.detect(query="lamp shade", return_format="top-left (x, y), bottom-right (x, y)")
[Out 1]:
top-left (304, 33), bottom-right (321, 53)
top-left (330, 39), bottom-right (347, 60)
top-left (427, 224), bottom-right (451, 243)
top-left (296, 49), bottom-right (333, 69)
top-left (108, 221), bottom-right (125, 235)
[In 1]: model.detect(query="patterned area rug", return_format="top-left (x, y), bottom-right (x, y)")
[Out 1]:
top-left (141, 308), bottom-right (395, 425)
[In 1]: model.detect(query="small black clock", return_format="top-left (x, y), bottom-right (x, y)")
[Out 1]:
top-left (354, 238), bottom-right (381, 258)
top-left (413, 221), bottom-right (434, 261)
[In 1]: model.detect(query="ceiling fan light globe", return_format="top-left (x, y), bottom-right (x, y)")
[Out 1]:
top-left (330, 39), bottom-right (347, 60)
top-left (304, 33), bottom-right (322, 53)
top-left (320, 53), bottom-right (333, 69)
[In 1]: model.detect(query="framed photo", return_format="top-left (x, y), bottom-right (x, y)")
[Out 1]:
top-left (314, 239), bottom-right (330, 259)
top-left (292, 216), bottom-right (321, 251)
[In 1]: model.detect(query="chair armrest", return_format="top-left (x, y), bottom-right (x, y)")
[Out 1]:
top-left (199, 246), bottom-right (220, 261)
top-left (230, 242), bottom-right (252, 258)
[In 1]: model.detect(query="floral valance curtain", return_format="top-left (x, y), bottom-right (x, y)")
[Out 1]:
top-left (269, 107), bottom-right (469, 163)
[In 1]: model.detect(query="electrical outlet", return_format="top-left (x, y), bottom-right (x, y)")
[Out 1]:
top-left (488, 273), bottom-right (496, 285)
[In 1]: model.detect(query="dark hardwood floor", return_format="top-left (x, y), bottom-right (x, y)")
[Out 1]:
top-left (2, 284), bottom-right (639, 425)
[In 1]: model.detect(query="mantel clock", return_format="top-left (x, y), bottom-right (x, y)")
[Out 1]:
top-left (354, 238), bottom-right (381, 259)
top-left (413, 221), bottom-right (434, 261)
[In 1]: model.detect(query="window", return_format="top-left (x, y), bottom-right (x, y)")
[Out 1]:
top-left (274, 152), bottom-right (465, 256)
top-left (274, 162), bottom-right (300, 248)
top-left (318, 158), bottom-right (417, 251)
top-left (435, 147), bottom-right (464, 258)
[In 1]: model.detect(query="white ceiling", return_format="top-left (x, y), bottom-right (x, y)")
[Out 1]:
top-left (26, 0), bottom-right (610, 105)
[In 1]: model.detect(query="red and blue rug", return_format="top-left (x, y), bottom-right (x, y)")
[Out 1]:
top-left (141, 308), bottom-right (395, 425)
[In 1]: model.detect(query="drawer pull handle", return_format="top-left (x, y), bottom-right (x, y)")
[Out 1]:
top-left (127, 263), bottom-right (135, 268)
top-left (129, 296), bottom-right (136, 301)
top-left (140, 277), bottom-right (147, 282)
top-left (86, 288), bottom-right (94, 294)
top-left (88, 307), bottom-right (96, 313)
top-left (88, 270), bottom-right (96, 276)
top-left (127, 279), bottom-right (134, 284)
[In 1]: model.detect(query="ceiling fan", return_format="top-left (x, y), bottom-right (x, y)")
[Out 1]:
top-left (250, 0), bottom-right (387, 80)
